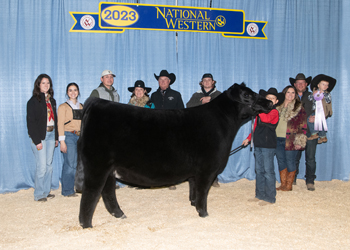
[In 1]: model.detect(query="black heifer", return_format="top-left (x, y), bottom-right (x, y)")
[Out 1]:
top-left (78, 83), bottom-right (272, 228)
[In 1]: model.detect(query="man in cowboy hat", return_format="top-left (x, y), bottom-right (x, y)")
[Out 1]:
top-left (290, 73), bottom-right (317, 191)
top-left (150, 70), bottom-right (184, 110)
top-left (151, 70), bottom-right (184, 190)
top-left (90, 70), bottom-right (120, 102)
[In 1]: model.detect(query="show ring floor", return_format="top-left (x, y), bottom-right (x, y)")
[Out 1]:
top-left (1, 179), bottom-right (349, 249)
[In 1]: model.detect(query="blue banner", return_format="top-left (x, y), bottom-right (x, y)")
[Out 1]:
top-left (70, 2), bottom-right (267, 39)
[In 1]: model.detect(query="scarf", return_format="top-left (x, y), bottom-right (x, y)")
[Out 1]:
top-left (128, 95), bottom-right (150, 107)
top-left (201, 86), bottom-right (215, 96)
top-left (45, 94), bottom-right (54, 121)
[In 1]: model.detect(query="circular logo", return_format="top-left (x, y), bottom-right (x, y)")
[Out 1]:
top-left (247, 23), bottom-right (259, 36)
top-left (80, 15), bottom-right (95, 30)
top-left (215, 16), bottom-right (226, 27)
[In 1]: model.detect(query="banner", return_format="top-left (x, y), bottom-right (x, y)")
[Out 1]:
top-left (70, 2), bottom-right (267, 39)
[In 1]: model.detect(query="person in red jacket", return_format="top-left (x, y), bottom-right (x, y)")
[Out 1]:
top-left (242, 88), bottom-right (283, 206)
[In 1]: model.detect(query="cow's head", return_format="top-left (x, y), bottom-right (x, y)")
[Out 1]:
top-left (227, 83), bottom-right (273, 119)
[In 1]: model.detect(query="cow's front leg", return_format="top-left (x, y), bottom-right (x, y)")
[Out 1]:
top-left (188, 177), bottom-right (196, 206)
top-left (101, 174), bottom-right (126, 219)
top-left (195, 177), bottom-right (212, 217)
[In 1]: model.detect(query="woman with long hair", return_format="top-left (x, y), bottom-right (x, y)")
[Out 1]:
top-left (57, 83), bottom-right (83, 197)
top-left (27, 74), bottom-right (58, 202)
top-left (275, 86), bottom-right (307, 191)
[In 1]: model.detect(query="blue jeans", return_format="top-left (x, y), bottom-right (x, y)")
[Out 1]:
top-left (276, 138), bottom-right (298, 172)
top-left (61, 131), bottom-right (78, 196)
top-left (296, 132), bottom-right (318, 185)
top-left (30, 129), bottom-right (56, 201)
top-left (307, 113), bottom-right (327, 137)
top-left (254, 147), bottom-right (276, 203)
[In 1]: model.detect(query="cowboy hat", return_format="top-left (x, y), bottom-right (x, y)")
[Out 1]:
top-left (310, 74), bottom-right (336, 93)
top-left (154, 70), bottom-right (176, 85)
top-left (289, 73), bottom-right (312, 86)
top-left (128, 80), bottom-right (152, 93)
top-left (259, 87), bottom-right (284, 104)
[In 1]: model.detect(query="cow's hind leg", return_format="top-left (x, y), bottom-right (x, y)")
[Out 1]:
top-left (79, 175), bottom-right (105, 228)
top-left (101, 174), bottom-right (126, 219)
top-left (188, 177), bottom-right (196, 206)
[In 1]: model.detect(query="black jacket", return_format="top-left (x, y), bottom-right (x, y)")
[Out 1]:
top-left (150, 87), bottom-right (184, 109)
top-left (27, 93), bottom-right (58, 145)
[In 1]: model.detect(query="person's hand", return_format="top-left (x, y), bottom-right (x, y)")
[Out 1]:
top-left (308, 115), bottom-right (315, 123)
top-left (294, 145), bottom-right (302, 150)
top-left (200, 96), bottom-right (211, 104)
top-left (242, 139), bottom-right (250, 146)
top-left (36, 143), bottom-right (43, 151)
top-left (55, 140), bottom-right (59, 148)
top-left (60, 141), bottom-right (67, 153)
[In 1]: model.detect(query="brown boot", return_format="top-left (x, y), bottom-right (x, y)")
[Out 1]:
top-left (284, 170), bottom-right (296, 191)
top-left (276, 168), bottom-right (288, 191)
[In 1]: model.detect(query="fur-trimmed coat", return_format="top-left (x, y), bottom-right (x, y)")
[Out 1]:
top-left (276, 100), bottom-right (307, 150)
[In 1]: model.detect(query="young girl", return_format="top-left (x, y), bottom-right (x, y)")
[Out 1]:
top-left (307, 74), bottom-right (336, 144)
top-left (27, 74), bottom-right (58, 202)
top-left (57, 83), bottom-right (83, 197)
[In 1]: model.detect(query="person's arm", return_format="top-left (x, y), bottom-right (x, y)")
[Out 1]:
top-left (27, 99), bottom-right (41, 145)
top-left (324, 92), bottom-right (332, 103)
top-left (57, 104), bottom-right (67, 153)
top-left (186, 93), bottom-right (202, 108)
top-left (177, 94), bottom-right (185, 109)
top-left (258, 109), bottom-right (279, 124)
top-left (243, 116), bottom-right (258, 143)
top-left (294, 108), bottom-right (308, 150)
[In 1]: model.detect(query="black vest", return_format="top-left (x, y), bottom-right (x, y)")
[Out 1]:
top-left (253, 113), bottom-right (278, 148)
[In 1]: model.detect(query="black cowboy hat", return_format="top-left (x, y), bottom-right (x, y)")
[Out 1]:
top-left (289, 73), bottom-right (312, 86)
top-left (310, 74), bottom-right (336, 93)
top-left (128, 80), bottom-right (152, 93)
top-left (259, 87), bottom-right (284, 104)
top-left (154, 70), bottom-right (176, 85)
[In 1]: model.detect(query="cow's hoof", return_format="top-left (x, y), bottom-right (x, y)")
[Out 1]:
top-left (198, 211), bottom-right (209, 218)
top-left (120, 214), bottom-right (127, 219)
top-left (80, 222), bottom-right (92, 229)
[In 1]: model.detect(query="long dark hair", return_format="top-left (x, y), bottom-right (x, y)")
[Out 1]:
top-left (66, 82), bottom-right (80, 99)
top-left (32, 74), bottom-right (54, 101)
top-left (281, 85), bottom-right (301, 111)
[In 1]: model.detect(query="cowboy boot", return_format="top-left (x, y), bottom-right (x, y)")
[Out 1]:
top-left (284, 170), bottom-right (296, 191)
top-left (276, 168), bottom-right (288, 191)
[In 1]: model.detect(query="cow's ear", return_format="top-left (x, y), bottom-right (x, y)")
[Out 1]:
top-left (240, 82), bottom-right (246, 87)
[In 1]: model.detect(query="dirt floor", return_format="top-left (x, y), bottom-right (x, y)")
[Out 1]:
top-left (0, 179), bottom-right (349, 250)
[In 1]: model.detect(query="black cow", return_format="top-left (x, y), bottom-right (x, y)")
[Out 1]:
top-left (78, 83), bottom-right (272, 228)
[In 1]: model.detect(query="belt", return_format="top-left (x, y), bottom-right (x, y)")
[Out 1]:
top-left (70, 130), bottom-right (80, 136)
top-left (47, 126), bottom-right (54, 132)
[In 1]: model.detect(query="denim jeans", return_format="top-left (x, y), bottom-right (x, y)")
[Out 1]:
top-left (30, 129), bottom-right (56, 201)
top-left (296, 133), bottom-right (318, 185)
top-left (61, 131), bottom-right (78, 196)
top-left (276, 137), bottom-right (298, 172)
top-left (304, 139), bottom-right (317, 184)
top-left (307, 113), bottom-right (327, 137)
top-left (254, 147), bottom-right (276, 203)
